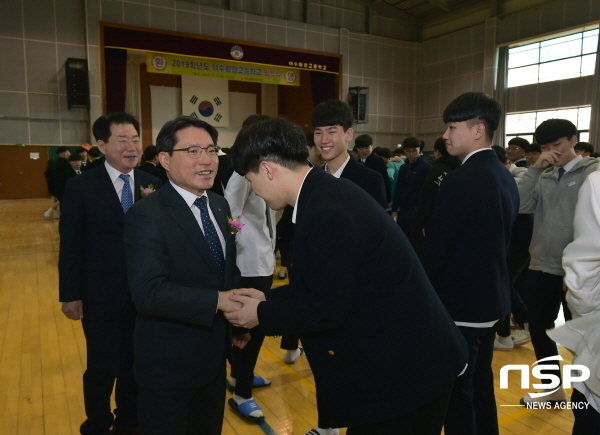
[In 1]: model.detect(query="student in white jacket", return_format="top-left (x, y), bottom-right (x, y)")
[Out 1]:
top-left (548, 168), bottom-right (600, 434)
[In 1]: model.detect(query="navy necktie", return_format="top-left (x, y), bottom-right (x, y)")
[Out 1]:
top-left (194, 196), bottom-right (225, 275)
top-left (557, 167), bottom-right (565, 182)
top-left (119, 174), bottom-right (133, 212)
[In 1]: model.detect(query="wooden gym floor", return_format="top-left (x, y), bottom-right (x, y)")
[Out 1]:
top-left (0, 199), bottom-right (575, 434)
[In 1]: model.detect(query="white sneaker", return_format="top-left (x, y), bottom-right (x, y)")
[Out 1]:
top-left (494, 335), bottom-right (513, 351)
top-left (511, 329), bottom-right (531, 346)
top-left (520, 387), bottom-right (566, 406)
top-left (44, 209), bottom-right (52, 220)
top-left (53, 210), bottom-right (60, 219)
top-left (284, 347), bottom-right (304, 364)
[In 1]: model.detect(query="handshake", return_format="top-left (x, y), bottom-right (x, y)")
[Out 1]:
top-left (217, 288), bottom-right (265, 329)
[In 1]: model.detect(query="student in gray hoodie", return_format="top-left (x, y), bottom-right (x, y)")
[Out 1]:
top-left (519, 118), bottom-right (599, 406)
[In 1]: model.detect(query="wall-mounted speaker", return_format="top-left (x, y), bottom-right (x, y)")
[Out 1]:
top-left (348, 86), bottom-right (368, 124)
top-left (65, 58), bottom-right (90, 110)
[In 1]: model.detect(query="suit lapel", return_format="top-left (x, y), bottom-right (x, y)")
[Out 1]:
top-left (162, 184), bottom-right (223, 278)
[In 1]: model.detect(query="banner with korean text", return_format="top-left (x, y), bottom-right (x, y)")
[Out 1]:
top-left (146, 52), bottom-right (300, 86)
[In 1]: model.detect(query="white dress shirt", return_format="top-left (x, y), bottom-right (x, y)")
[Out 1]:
top-left (170, 181), bottom-right (226, 257)
top-left (104, 161), bottom-right (135, 201)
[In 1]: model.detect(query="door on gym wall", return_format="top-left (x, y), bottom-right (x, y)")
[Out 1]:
top-left (0, 146), bottom-right (50, 199)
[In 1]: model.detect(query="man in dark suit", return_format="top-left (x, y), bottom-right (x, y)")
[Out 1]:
top-left (138, 145), bottom-right (168, 183)
top-left (354, 134), bottom-right (391, 203)
top-left (506, 137), bottom-right (530, 168)
top-left (422, 93), bottom-right (519, 435)
top-left (59, 113), bottom-right (161, 435)
top-left (312, 99), bottom-right (387, 209)
top-left (124, 116), bottom-right (244, 435)
top-left (391, 137), bottom-right (432, 256)
top-left (224, 116), bottom-right (468, 435)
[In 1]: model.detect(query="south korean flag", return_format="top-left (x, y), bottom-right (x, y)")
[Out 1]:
top-left (181, 76), bottom-right (230, 127)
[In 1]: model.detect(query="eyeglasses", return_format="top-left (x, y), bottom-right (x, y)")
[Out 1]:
top-left (171, 145), bottom-right (220, 159)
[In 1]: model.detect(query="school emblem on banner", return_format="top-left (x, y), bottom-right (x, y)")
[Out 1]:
top-left (181, 76), bottom-right (230, 127)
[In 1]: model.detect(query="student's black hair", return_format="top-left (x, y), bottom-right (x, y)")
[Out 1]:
top-left (393, 147), bottom-right (405, 156)
top-left (373, 147), bottom-right (392, 159)
top-left (68, 153), bottom-right (84, 162)
top-left (57, 146), bottom-right (69, 155)
top-left (534, 119), bottom-right (577, 145)
top-left (508, 137), bottom-right (530, 150)
top-left (75, 146), bottom-right (88, 154)
top-left (433, 137), bottom-right (449, 157)
top-left (231, 116), bottom-right (309, 176)
top-left (354, 134), bottom-right (373, 148)
top-left (88, 147), bottom-right (102, 158)
top-left (242, 114), bottom-right (270, 128)
top-left (442, 92), bottom-right (501, 142)
top-left (492, 145), bottom-right (509, 165)
top-left (574, 142), bottom-right (594, 154)
top-left (311, 99), bottom-right (354, 131)
top-left (92, 112), bottom-right (140, 142)
top-left (143, 145), bottom-right (158, 161)
top-left (156, 116), bottom-right (218, 154)
top-left (306, 131), bottom-right (316, 148)
top-left (220, 147), bottom-right (231, 155)
top-left (402, 137), bottom-right (421, 150)
top-left (526, 143), bottom-right (541, 153)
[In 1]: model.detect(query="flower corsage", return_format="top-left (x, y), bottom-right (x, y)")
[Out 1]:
top-left (227, 216), bottom-right (244, 234)
top-left (140, 184), bottom-right (156, 197)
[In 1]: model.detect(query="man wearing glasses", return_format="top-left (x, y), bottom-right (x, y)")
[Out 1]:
top-left (124, 116), bottom-right (244, 435)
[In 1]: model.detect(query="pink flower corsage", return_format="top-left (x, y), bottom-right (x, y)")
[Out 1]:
top-left (227, 216), bottom-right (244, 234)
top-left (140, 184), bottom-right (156, 197)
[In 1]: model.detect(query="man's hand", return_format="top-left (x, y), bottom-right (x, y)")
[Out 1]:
top-left (218, 290), bottom-right (242, 312)
top-left (233, 333), bottom-right (251, 349)
top-left (533, 150), bottom-right (561, 169)
top-left (62, 300), bottom-right (83, 320)
top-left (233, 288), bottom-right (266, 301)
top-left (224, 295), bottom-right (260, 328)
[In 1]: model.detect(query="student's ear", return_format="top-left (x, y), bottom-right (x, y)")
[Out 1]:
top-left (260, 161), bottom-right (275, 181)
top-left (473, 123), bottom-right (485, 140)
top-left (345, 127), bottom-right (354, 142)
top-left (569, 136), bottom-right (578, 147)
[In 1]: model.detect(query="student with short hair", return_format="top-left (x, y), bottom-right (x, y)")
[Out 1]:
top-left (574, 141), bottom-right (595, 157)
top-left (422, 92), bottom-right (519, 435)
top-left (525, 143), bottom-right (542, 166)
top-left (507, 137), bottom-right (530, 167)
top-left (519, 118), bottom-right (599, 406)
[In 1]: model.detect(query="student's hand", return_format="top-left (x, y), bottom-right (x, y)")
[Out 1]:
top-left (233, 288), bottom-right (266, 301)
top-left (224, 295), bottom-right (260, 328)
top-left (391, 212), bottom-right (398, 222)
top-left (218, 290), bottom-right (243, 312)
top-left (62, 300), bottom-right (83, 320)
top-left (233, 333), bottom-right (251, 349)
top-left (533, 150), bottom-right (561, 169)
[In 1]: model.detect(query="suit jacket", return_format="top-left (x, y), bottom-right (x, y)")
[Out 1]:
top-left (53, 157), bottom-right (73, 201)
top-left (340, 156), bottom-right (387, 209)
top-left (87, 157), bottom-right (105, 170)
top-left (422, 149), bottom-right (519, 323)
top-left (392, 155), bottom-right (432, 213)
top-left (58, 164), bottom-right (161, 312)
top-left (138, 161), bottom-right (167, 183)
top-left (124, 182), bottom-right (240, 390)
top-left (257, 168), bottom-right (468, 428)
top-left (363, 152), bottom-right (391, 202)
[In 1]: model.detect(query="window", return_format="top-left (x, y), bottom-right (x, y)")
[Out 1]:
top-left (507, 28), bottom-right (599, 87)
top-left (505, 106), bottom-right (591, 145)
